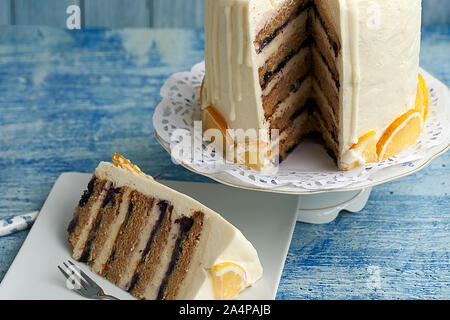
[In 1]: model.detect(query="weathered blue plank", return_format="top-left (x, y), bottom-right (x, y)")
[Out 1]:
top-left (420, 25), bottom-right (450, 85)
top-left (0, 0), bottom-right (11, 25)
top-left (84, 0), bottom-right (151, 28)
top-left (422, 0), bottom-right (450, 25)
top-left (152, 0), bottom-right (204, 28)
top-left (1, 0), bottom-right (449, 28)
top-left (0, 25), bottom-right (448, 299)
top-left (278, 157), bottom-right (450, 299)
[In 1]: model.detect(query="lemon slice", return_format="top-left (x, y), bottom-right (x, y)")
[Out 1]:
top-left (377, 110), bottom-right (424, 161)
top-left (208, 262), bottom-right (247, 300)
top-left (202, 106), bottom-right (234, 157)
top-left (350, 130), bottom-right (378, 162)
top-left (415, 73), bottom-right (429, 121)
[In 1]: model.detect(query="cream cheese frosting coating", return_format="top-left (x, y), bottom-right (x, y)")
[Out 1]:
top-left (201, 0), bottom-right (423, 170)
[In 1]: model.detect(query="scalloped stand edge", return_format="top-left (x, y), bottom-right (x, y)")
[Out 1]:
top-left (296, 188), bottom-right (372, 224)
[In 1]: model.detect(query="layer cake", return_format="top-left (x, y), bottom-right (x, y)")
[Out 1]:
top-left (201, 0), bottom-right (429, 170)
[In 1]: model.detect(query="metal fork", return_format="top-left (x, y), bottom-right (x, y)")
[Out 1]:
top-left (58, 260), bottom-right (119, 300)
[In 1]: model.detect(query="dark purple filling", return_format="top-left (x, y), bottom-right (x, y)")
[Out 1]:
top-left (79, 214), bottom-right (103, 263)
top-left (127, 201), bottom-right (134, 220)
top-left (139, 201), bottom-right (170, 264)
top-left (331, 130), bottom-right (338, 145)
top-left (312, 3), bottom-right (339, 58)
top-left (257, 2), bottom-right (339, 60)
top-left (289, 70), bottom-right (311, 94)
top-left (67, 215), bottom-right (79, 234)
top-left (79, 186), bottom-right (122, 262)
top-left (315, 108), bottom-right (339, 144)
top-left (78, 177), bottom-right (97, 207)
top-left (106, 248), bottom-right (116, 268)
top-left (157, 200), bottom-right (170, 217)
top-left (128, 200), bottom-right (172, 293)
top-left (259, 2), bottom-right (341, 94)
top-left (175, 216), bottom-right (194, 233)
top-left (79, 242), bottom-right (91, 263)
top-left (102, 186), bottom-right (121, 208)
top-left (104, 198), bottom-right (134, 269)
top-left (317, 48), bottom-right (340, 90)
top-left (290, 98), bottom-right (316, 121)
top-left (261, 36), bottom-right (313, 90)
top-left (257, 1), bottom-right (313, 54)
top-left (127, 273), bottom-right (141, 293)
top-left (156, 216), bottom-right (194, 300)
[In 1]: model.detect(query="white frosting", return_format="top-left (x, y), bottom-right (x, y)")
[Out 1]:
top-left (202, 0), bottom-right (422, 169)
top-left (338, 0), bottom-right (422, 167)
top-left (95, 162), bottom-right (263, 299)
top-left (203, 0), bottom-right (268, 132)
top-left (248, 0), bottom-right (293, 34)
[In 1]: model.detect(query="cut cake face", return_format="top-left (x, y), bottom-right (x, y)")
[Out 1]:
top-left (68, 154), bottom-right (263, 300)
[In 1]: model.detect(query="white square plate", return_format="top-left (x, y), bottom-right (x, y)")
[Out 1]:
top-left (0, 173), bottom-right (298, 300)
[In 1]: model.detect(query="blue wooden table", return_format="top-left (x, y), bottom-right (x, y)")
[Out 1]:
top-left (0, 25), bottom-right (449, 300)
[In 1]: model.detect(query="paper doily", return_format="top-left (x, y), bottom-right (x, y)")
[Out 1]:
top-left (153, 61), bottom-right (450, 191)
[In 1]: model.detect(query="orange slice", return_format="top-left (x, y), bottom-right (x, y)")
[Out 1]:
top-left (376, 110), bottom-right (424, 161)
top-left (202, 106), bottom-right (234, 153)
top-left (350, 130), bottom-right (378, 164)
top-left (203, 106), bottom-right (229, 138)
top-left (112, 153), bottom-right (149, 178)
top-left (208, 262), bottom-right (247, 300)
top-left (415, 73), bottom-right (429, 121)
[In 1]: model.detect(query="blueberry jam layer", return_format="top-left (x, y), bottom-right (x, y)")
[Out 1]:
top-left (156, 216), bottom-right (195, 300)
top-left (78, 176), bottom-right (97, 207)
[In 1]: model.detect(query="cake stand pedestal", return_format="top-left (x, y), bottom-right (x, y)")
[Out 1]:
top-left (296, 188), bottom-right (372, 224)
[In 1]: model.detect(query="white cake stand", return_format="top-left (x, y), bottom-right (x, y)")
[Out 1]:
top-left (154, 130), bottom-right (449, 224)
top-left (153, 66), bottom-right (450, 224)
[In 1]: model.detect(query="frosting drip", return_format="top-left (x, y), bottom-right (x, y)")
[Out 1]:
top-left (203, 0), bottom-right (265, 131)
top-left (348, 0), bottom-right (360, 144)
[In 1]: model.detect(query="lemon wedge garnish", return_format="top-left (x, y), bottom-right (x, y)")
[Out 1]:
top-left (377, 110), bottom-right (424, 161)
top-left (208, 262), bottom-right (247, 300)
top-left (350, 130), bottom-right (378, 163)
top-left (415, 73), bottom-right (429, 121)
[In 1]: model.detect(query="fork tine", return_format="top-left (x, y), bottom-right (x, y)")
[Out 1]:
top-left (68, 260), bottom-right (99, 289)
top-left (63, 261), bottom-right (88, 290)
top-left (57, 265), bottom-right (71, 280)
top-left (58, 264), bottom-right (87, 291)
top-left (58, 260), bottom-right (119, 300)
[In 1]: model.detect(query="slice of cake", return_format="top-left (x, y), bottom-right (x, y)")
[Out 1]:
top-left (201, 0), bottom-right (428, 170)
top-left (67, 153), bottom-right (263, 300)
